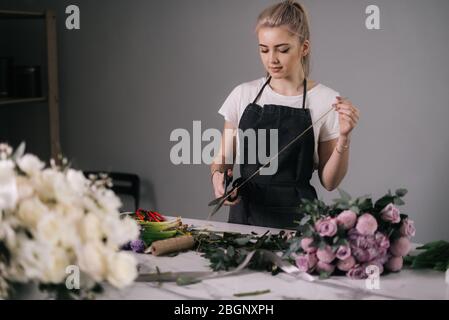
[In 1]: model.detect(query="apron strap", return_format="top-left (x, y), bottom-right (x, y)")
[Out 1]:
top-left (252, 76), bottom-right (272, 104)
top-left (302, 77), bottom-right (307, 109)
top-left (252, 75), bottom-right (308, 109)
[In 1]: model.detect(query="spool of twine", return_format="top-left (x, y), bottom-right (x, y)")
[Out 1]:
top-left (149, 235), bottom-right (195, 256)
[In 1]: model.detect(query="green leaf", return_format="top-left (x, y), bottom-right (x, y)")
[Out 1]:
top-left (299, 215), bottom-right (311, 226)
top-left (393, 198), bottom-right (405, 206)
top-left (349, 206), bottom-right (360, 214)
top-left (337, 188), bottom-right (352, 202)
top-left (319, 271), bottom-right (332, 279)
top-left (395, 188), bottom-right (408, 197)
top-left (234, 237), bottom-right (250, 246)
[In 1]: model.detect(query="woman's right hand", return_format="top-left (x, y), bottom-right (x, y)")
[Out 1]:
top-left (212, 168), bottom-right (240, 206)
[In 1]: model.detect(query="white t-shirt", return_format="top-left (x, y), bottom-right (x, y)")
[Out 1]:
top-left (218, 76), bottom-right (340, 170)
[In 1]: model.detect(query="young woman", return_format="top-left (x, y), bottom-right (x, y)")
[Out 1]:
top-left (210, 0), bottom-right (360, 229)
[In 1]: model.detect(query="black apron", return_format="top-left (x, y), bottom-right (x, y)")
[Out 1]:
top-left (228, 76), bottom-right (317, 229)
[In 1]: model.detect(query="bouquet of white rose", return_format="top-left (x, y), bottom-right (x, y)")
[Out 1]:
top-left (0, 143), bottom-right (140, 299)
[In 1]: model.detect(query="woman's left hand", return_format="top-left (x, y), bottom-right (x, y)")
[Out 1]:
top-left (333, 96), bottom-right (360, 138)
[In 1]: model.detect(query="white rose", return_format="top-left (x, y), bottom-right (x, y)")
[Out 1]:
top-left (0, 221), bottom-right (17, 248)
top-left (36, 212), bottom-right (79, 248)
top-left (106, 251), bottom-right (137, 288)
top-left (16, 196), bottom-right (49, 229)
top-left (16, 154), bottom-right (44, 176)
top-left (35, 169), bottom-right (75, 207)
top-left (14, 238), bottom-right (49, 281)
top-left (101, 214), bottom-right (139, 246)
top-left (16, 175), bottom-right (34, 201)
top-left (0, 160), bottom-right (18, 210)
top-left (79, 213), bottom-right (103, 243)
top-left (41, 247), bottom-right (72, 284)
top-left (94, 188), bottom-right (122, 213)
top-left (76, 242), bottom-right (107, 282)
top-left (66, 169), bottom-right (88, 195)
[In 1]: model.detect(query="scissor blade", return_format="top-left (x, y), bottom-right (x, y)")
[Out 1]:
top-left (208, 197), bottom-right (226, 219)
top-left (208, 196), bottom-right (225, 206)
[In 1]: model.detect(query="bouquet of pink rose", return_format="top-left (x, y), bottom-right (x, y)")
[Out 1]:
top-left (287, 188), bottom-right (416, 279)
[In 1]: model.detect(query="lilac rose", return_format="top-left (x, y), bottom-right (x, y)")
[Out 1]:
top-left (399, 218), bottom-right (416, 238)
top-left (337, 256), bottom-right (356, 272)
top-left (300, 237), bottom-right (317, 253)
top-left (355, 213), bottom-right (378, 236)
top-left (336, 210), bottom-right (357, 230)
top-left (385, 256), bottom-right (403, 272)
top-left (336, 245), bottom-right (351, 260)
top-left (316, 261), bottom-right (336, 274)
top-left (295, 253), bottom-right (318, 272)
top-left (375, 232), bottom-right (390, 249)
top-left (315, 217), bottom-right (338, 237)
top-left (390, 237), bottom-right (411, 257)
top-left (347, 265), bottom-right (368, 279)
top-left (316, 245), bottom-right (336, 263)
top-left (380, 203), bottom-right (401, 224)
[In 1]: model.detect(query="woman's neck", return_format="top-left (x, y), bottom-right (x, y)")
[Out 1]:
top-left (269, 75), bottom-right (315, 96)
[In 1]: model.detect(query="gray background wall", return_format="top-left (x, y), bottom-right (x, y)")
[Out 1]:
top-left (1, 0), bottom-right (448, 243)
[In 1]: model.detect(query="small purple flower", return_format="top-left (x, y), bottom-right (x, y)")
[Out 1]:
top-left (130, 239), bottom-right (146, 253)
top-left (399, 218), bottom-right (416, 238)
top-left (336, 245), bottom-right (351, 260)
top-left (380, 203), bottom-right (401, 224)
top-left (315, 217), bottom-right (338, 237)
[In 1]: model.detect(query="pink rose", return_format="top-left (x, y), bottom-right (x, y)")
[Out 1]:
top-left (385, 256), bottom-right (403, 272)
top-left (336, 245), bottom-right (351, 260)
top-left (315, 217), bottom-right (338, 237)
top-left (399, 219), bottom-right (416, 238)
top-left (316, 261), bottom-right (336, 274)
top-left (355, 213), bottom-right (378, 236)
top-left (380, 203), bottom-right (401, 224)
top-left (316, 245), bottom-right (336, 263)
top-left (346, 265), bottom-right (368, 279)
top-left (300, 237), bottom-right (317, 253)
top-left (295, 253), bottom-right (318, 272)
top-left (375, 232), bottom-right (390, 249)
top-left (390, 237), bottom-right (411, 257)
top-left (336, 210), bottom-right (357, 230)
top-left (337, 256), bottom-right (356, 272)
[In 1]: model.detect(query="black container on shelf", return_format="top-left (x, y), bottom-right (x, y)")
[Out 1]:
top-left (13, 65), bottom-right (42, 98)
top-left (0, 57), bottom-right (14, 97)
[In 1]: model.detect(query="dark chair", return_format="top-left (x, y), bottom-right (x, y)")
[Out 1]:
top-left (84, 171), bottom-right (140, 212)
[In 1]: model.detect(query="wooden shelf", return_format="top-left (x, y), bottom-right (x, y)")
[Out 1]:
top-left (0, 9), bottom-right (61, 160)
top-left (0, 97), bottom-right (47, 106)
top-left (0, 10), bottom-right (46, 19)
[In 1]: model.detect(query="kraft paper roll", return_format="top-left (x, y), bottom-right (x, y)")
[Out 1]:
top-left (149, 235), bottom-right (195, 256)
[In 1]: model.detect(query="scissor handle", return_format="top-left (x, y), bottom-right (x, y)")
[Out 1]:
top-left (227, 177), bottom-right (243, 202)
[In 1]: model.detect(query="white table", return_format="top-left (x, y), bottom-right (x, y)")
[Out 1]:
top-left (101, 218), bottom-right (449, 300)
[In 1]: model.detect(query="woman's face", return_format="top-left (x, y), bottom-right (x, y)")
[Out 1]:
top-left (257, 26), bottom-right (309, 80)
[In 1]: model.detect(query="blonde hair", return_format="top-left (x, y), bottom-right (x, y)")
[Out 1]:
top-left (255, 0), bottom-right (311, 78)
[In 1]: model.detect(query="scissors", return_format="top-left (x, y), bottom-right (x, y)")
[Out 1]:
top-left (207, 170), bottom-right (243, 219)
top-left (207, 105), bottom-right (337, 220)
